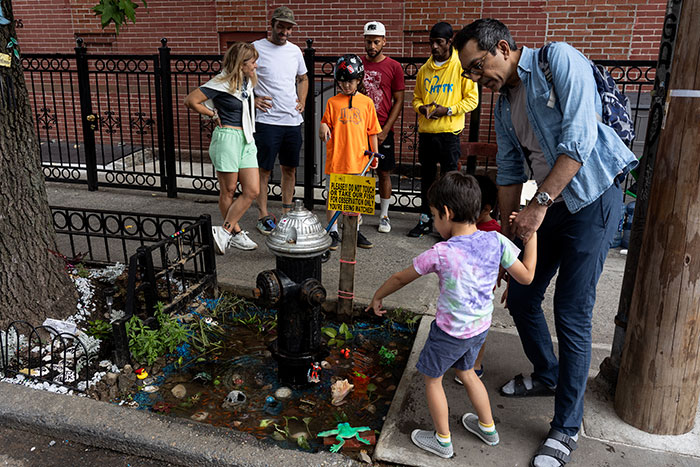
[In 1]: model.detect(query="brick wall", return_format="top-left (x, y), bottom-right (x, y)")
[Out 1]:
top-left (14, 0), bottom-right (666, 58)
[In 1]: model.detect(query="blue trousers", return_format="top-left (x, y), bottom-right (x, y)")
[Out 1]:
top-left (507, 181), bottom-right (621, 436)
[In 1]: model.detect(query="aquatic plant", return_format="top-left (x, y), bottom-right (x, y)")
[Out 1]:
top-left (321, 323), bottom-right (353, 348)
top-left (126, 302), bottom-right (190, 365)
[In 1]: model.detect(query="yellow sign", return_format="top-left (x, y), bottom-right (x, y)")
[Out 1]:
top-left (328, 173), bottom-right (375, 215)
top-left (0, 53), bottom-right (10, 68)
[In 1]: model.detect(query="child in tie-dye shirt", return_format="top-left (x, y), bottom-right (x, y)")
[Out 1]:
top-left (367, 171), bottom-right (537, 459)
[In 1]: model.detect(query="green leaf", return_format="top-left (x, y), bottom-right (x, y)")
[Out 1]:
top-left (328, 338), bottom-right (336, 346)
top-left (367, 383), bottom-right (377, 393)
top-left (260, 419), bottom-right (274, 428)
top-left (297, 435), bottom-right (311, 450)
top-left (343, 329), bottom-right (353, 341)
top-left (119, 0), bottom-right (137, 23)
top-left (271, 431), bottom-right (285, 441)
top-left (321, 327), bottom-right (337, 338)
top-left (338, 323), bottom-right (349, 335)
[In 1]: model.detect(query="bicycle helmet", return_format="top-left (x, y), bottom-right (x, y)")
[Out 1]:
top-left (334, 54), bottom-right (364, 82)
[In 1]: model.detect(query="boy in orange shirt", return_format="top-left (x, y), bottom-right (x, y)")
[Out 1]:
top-left (320, 54), bottom-right (382, 250)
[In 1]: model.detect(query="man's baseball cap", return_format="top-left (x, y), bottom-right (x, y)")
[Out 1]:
top-left (364, 21), bottom-right (386, 36)
top-left (271, 6), bottom-right (297, 25)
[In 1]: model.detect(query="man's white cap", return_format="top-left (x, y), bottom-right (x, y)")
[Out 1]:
top-left (364, 21), bottom-right (386, 36)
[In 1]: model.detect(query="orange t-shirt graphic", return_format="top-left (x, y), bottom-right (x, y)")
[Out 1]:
top-left (321, 93), bottom-right (381, 175)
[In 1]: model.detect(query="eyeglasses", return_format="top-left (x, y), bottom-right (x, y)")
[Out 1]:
top-left (461, 51), bottom-right (491, 78)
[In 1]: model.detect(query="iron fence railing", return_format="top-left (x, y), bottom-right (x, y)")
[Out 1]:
top-left (25, 39), bottom-right (656, 211)
top-left (50, 206), bottom-right (217, 366)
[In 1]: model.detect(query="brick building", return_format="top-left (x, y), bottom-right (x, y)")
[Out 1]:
top-left (15, 1), bottom-right (665, 59)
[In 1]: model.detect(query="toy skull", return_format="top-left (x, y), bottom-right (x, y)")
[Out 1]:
top-left (222, 390), bottom-right (247, 409)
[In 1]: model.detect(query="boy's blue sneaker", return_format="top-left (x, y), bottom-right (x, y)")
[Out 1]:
top-left (256, 215), bottom-right (276, 235)
top-left (410, 429), bottom-right (454, 458)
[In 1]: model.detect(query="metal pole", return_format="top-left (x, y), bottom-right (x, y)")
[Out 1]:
top-left (74, 38), bottom-right (98, 191)
top-left (159, 38), bottom-right (178, 198)
top-left (303, 39), bottom-right (316, 210)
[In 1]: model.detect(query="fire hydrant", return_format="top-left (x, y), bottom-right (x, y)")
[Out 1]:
top-left (255, 200), bottom-right (331, 386)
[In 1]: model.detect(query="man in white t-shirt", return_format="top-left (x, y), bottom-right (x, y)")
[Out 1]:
top-left (252, 6), bottom-right (309, 235)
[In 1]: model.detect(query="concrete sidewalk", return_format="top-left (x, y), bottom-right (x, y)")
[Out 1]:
top-left (2, 181), bottom-right (691, 466)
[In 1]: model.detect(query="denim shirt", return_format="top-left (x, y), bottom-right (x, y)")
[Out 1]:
top-left (495, 43), bottom-right (638, 213)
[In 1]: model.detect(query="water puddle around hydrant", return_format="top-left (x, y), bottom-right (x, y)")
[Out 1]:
top-left (136, 302), bottom-right (416, 454)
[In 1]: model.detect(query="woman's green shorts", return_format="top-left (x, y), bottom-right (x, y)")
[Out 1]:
top-left (209, 127), bottom-right (258, 173)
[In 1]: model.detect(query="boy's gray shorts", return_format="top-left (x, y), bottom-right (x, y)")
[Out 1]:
top-left (416, 320), bottom-right (488, 378)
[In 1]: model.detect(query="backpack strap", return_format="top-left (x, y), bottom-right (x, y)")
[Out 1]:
top-left (537, 43), bottom-right (557, 108)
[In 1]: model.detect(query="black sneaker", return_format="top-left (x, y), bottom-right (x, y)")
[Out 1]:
top-left (408, 218), bottom-right (433, 237)
top-left (329, 231), bottom-right (341, 250)
top-left (357, 231), bottom-right (373, 249)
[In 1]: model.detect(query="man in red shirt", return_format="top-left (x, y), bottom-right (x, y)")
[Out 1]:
top-left (361, 21), bottom-right (406, 233)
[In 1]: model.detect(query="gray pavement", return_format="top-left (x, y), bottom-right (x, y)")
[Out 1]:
top-left (0, 181), bottom-right (692, 466)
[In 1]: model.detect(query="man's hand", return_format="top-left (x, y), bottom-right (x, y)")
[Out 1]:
top-left (510, 205), bottom-right (546, 243)
top-left (295, 98), bottom-right (305, 113)
top-left (418, 103), bottom-right (434, 117)
top-left (427, 103), bottom-right (449, 119)
top-left (319, 123), bottom-right (331, 142)
top-left (255, 95), bottom-right (273, 112)
top-left (377, 129), bottom-right (389, 145)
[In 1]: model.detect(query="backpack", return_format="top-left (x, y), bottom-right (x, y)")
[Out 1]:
top-left (537, 42), bottom-right (635, 146)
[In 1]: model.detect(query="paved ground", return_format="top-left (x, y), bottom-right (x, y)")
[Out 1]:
top-left (0, 181), bottom-right (692, 466)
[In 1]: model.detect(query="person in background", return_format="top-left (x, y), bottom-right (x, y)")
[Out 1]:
top-left (252, 6), bottom-right (308, 235)
top-left (319, 54), bottom-right (381, 250)
top-left (409, 21), bottom-right (479, 238)
top-left (361, 21), bottom-right (405, 234)
top-left (184, 42), bottom-right (260, 254)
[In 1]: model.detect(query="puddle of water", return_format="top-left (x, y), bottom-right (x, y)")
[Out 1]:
top-left (139, 306), bottom-right (415, 453)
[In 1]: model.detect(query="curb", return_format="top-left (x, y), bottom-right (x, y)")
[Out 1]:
top-left (0, 382), bottom-right (360, 467)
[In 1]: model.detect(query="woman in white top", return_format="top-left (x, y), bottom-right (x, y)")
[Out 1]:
top-left (185, 42), bottom-right (260, 253)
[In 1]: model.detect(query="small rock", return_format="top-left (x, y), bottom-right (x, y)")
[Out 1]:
top-left (171, 384), bottom-right (187, 399)
top-left (274, 387), bottom-right (292, 399)
top-left (262, 350), bottom-right (272, 358)
top-left (48, 440), bottom-right (56, 447)
top-left (108, 385), bottom-right (118, 400)
top-left (232, 421), bottom-right (242, 427)
top-left (98, 389), bottom-right (109, 401)
top-left (262, 384), bottom-right (272, 391)
top-left (122, 364), bottom-right (133, 376)
top-left (320, 360), bottom-right (332, 369)
top-left (366, 404), bottom-right (376, 414)
top-left (117, 375), bottom-right (134, 393)
top-left (374, 376), bottom-right (384, 383)
top-left (290, 430), bottom-right (307, 440)
top-left (359, 450), bottom-right (372, 464)
top-left (105, 372), bottom-right (118, 386)
top-left (190, 411), bottom-right (209, 421)
top-left (386, 385), bottom-right (396, 392)
top-left (143, 385), bottom-right (159, 393)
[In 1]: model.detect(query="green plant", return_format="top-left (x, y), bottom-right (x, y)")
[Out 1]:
top-left (321, 323), bottom-right (353, 348)
top-left (87, 319), bottom-right (112, 340)
top-left (126, 302), bottom-right (190, 365)
top-left (378, 346), bottom-right (398, 366)
top-left (93, 0), bottom-right (148, 33)
top-left (75, 263), bottom-right (90, 279)
top-left (385, 307), bottom-right (420, 331)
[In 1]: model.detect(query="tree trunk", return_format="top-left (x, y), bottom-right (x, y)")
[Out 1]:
top-left (614, 0), bottom-right (700, 434)
top-left (0, 0), bottom-right (77, 329)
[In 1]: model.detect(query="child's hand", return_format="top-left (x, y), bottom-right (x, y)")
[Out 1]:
top-left (319, 123), bottom-right (331, 142)
top-left (365, 297), bottom-right (385, 316)
top-left (508, 211), bottom-right (519, 225)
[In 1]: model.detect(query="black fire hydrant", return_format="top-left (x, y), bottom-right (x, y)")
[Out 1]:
top-left (255, 200), bottom-right (331, 386)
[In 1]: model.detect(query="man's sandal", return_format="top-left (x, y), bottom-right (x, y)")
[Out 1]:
top-left (530, 429), bottom-right (578, 466)
top-left (500, 373), bottom-right (555, 397)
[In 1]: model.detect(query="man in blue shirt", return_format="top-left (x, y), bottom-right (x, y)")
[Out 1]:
top-left (454, 19), bottom-right (637, 467)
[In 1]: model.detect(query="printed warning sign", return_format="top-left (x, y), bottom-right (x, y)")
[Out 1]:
top-left (328, 173), bottom-right (375, 215)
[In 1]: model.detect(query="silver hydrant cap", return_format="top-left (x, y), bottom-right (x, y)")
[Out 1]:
top-left (265, 200), bottom-right (331, 257)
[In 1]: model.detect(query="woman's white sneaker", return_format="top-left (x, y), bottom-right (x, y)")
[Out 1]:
top-left (228, 230), bottom-right (258, 250)
top-left (212, 226), bottom-right (231, 255)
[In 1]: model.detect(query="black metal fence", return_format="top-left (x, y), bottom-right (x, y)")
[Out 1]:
top-left (1, 321), bottom-right (94, 393)
top-left (51, 206), bottom-right (217, 366)
top-left (26, 39), bottom-right (656, 211)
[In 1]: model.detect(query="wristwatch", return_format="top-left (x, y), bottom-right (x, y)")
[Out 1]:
top-left (533, 191), bottom-right (553, 207)
top-left (446, 107), bottom-right (453, 116)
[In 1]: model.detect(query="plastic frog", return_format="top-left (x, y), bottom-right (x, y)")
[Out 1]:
top-left (317, 422), bottom-right (371, 452)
